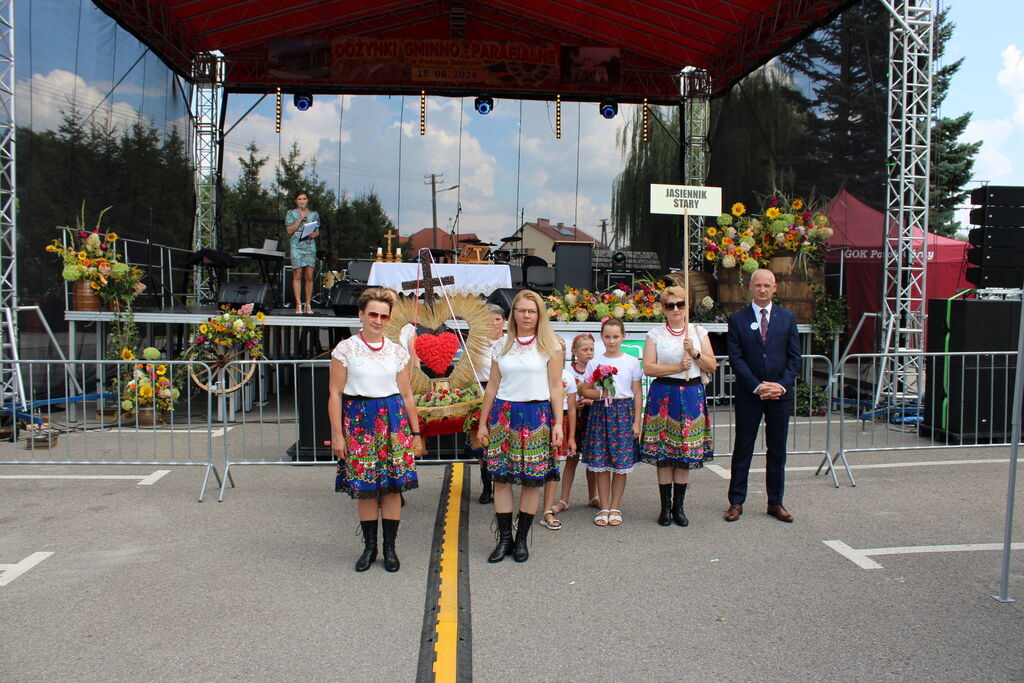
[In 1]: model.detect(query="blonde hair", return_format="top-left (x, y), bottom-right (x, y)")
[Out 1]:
top-left (499, 289), bottom-right (562, 360)
top-left (660, 285), bottom-right (686, 303)
top-left (357, 287), bottom-right (396, 312)
top-left (570, 333), bottom-right (594, 364)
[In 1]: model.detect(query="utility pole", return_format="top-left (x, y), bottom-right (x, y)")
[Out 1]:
top-left (425, 172), bottom-right (443, 250)
top-left (599, 218), bottom-right (608, 249)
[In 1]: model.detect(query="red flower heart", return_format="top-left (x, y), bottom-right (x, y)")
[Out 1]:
top-left (414, 332), bottom-right (460, 375)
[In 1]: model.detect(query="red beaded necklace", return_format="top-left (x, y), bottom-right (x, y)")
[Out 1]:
top-left (359, 332), bottom-right (384, 351)
top-left (665, 323), bottom-right (686, 337)
top-left (515, 333), bottom-right (537, 345)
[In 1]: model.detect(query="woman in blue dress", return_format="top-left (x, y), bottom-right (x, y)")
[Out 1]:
top-left (284, 189), bottom-right (320, 314)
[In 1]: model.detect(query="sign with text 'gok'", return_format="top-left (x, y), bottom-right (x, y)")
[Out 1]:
top-left (649, 184), bottom-right (722, 216)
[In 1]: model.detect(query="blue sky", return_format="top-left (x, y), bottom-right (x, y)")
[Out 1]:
top-left (15, 0), bottom-right (1022, 244)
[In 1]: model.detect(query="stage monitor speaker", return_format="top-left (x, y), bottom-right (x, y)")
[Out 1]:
top-left (329, 282), bottom-right (365, 316)
top-left (217, 282), bottom-right (272, 313)
top-left (289, 363), bottom-right (335, 461)
top-left (926, 298), bottom-right (1020, 353)
top-left (486, 287), bottom-right (525, 316)
top-left (553, 241), bottom-right (593, 290)
top-left (970, 185), bottom-right (1024, 207)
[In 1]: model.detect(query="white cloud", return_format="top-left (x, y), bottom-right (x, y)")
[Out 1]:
top-left (16, 69), bottom-right (148, 133)
top-left (963, 118), bottom-right (1014, 179)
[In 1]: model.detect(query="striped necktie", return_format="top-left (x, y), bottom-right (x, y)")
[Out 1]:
top-left (760, 308), bottom-right (768, 342)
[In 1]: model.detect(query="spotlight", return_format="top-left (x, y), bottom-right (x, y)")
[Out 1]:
top-left (474, 94), bottom-right (494, 115)
top-left (293, 91), bottom-right (313, 111)
top-left (420, 90), bottom-right (426, 135)
top-left (556, 94), bottom-right (561, 139)
top-left (275, 87), bottom-right (282, 133)
top-left (599, 99), bottom-right (618, 119)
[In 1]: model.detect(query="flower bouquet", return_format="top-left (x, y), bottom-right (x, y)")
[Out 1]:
top-left (118, 346), bottom-right (184, 423)
top-left (589, 364), bottom-right (618, 403)
top-left (46, 204), bottom-right (145, 309)
top-left (182, 303), bottom-right (266, 393)
top-left (545, 278), bottom-right (668, 323)
top-left (704, 202), bottom-right (767, 275)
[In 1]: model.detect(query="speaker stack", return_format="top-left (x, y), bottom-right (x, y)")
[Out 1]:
top-left (966, 185), bottom-right (1024, 289)
top-left (922, 297), bottom-right (1022, 443)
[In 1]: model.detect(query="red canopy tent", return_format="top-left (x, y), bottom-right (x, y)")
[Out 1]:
top-left (825, 190), bottom-right (970, 353)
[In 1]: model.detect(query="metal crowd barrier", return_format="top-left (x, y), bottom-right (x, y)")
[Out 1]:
top-left (823, 351), bottom-right (1022, 486)
top-left (0, 359), bottom-right (219, 501)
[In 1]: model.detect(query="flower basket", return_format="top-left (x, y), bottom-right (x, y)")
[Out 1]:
top-left (417, 397), bottom-right (482, 422)
top-left (71, 280), bottom-right (102, 311)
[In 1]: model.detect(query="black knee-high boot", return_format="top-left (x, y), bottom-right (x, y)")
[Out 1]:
top-left (672, 483), bottom-right (689, 527)
top-left (657, 483), bottom-right (673, 526)
top-left (477, 453), bottom-right (492, 504)
top-left (513, 511), bottom-right (534, 563)
top-left (488, 512), bottom-right (514, 562)
top-left (355, 519), bottom-right (378, 572)
top-left (381, 518), bottom-right (400, 572)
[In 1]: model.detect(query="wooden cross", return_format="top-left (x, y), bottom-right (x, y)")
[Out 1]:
top-left (400, 252), bottom-right (455, 301)
top-left (383, 229), bottom-right (397, 254)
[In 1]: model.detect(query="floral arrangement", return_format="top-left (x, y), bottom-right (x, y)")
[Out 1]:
top-left (118, 346), bottom-right (183, 414)
top-left (690, 295), bottom-right (728, 324)
top-left (707, 195), bottom-right (833, 273)
top-left (46, 204), bottom-right (145, 305)
top-left (185, 303), bottom-right (266, 358)
top-left (545, 278), bottom-right (668, 322)
top-left (588, 364), bottom-right (618, 397)
top-left (415, 382), bottom-right (482, 408)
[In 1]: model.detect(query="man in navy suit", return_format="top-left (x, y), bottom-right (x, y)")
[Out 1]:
top-left (724, 268), bottom-right (801, 523)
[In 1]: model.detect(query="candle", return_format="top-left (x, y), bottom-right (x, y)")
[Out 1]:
top-left (396, 248), bottom-right (402, 259)
top-left (376, 247), bottom-right (382, 255)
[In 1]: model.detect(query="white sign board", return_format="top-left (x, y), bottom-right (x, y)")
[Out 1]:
top-left (649, 184), bottom-right (722, 216)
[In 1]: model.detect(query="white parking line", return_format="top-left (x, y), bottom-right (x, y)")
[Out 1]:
top-left (824, 539), bottom-right (1024, 570)
top-left (706, 458), bottom-right (1007, 479)
top-left (0, 469), bottom-right (170, 486)
top-left (0, 551), bottom-right (53, 586)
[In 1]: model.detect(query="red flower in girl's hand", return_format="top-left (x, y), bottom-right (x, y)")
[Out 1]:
top-left (588, 364), bottom-right (618, 397)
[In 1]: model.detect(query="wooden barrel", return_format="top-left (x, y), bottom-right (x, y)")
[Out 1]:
top-left (661, 271), bottom-right (717, 311)
top-left (716, 270), bottom-right (750, 316)
top-left (71, 280), bottom-right (102, 312)
top-left (767, 255), bottom-right (821, 323)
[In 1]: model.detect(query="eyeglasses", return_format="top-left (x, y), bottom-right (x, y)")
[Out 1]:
top-left (365, 311), bottom-right (391, 322)
top-left (663, 301), bottom-right (686, 310)
top-left (513, 308), bottom-right (538, 316)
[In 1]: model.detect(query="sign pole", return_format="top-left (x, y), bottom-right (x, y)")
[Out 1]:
top-left (683, 209), bottom-right (690, 327)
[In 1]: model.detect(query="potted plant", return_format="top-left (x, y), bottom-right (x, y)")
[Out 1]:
top-left (119, 346), bottom-right (184, 425)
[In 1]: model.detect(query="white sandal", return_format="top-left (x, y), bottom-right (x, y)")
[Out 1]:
top-left (594, 509), bottom-right (610, 526)
top-left (538, 510), bottom-right (562, 531)
top-left (607, 509), bottom-right (623, 526)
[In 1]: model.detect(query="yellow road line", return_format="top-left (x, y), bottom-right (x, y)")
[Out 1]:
top-left (432, 462), bottom-right (464, 681)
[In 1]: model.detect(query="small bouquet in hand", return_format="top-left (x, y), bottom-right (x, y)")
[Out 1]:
top-left (589, 364), bottom-right (618, 405)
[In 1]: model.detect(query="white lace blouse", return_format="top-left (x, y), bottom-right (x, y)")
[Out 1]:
top-left (645, 323), bottom-right (709, 381)
top-left (492, 336), bottom-right (552, 402)
top-left (331, 335), bottom-right (410, 397)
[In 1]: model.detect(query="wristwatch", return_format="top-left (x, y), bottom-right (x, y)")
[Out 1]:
top-left (693, 351), bottom-right (701, 360)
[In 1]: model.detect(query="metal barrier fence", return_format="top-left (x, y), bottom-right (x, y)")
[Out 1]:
top-left (824, 351), bottom-right (1022, 486)
top-left (0, 359), bottom-right (220, 501)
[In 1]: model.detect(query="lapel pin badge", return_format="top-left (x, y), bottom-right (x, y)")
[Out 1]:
top-left (749, 321), bottom-right (759, 331)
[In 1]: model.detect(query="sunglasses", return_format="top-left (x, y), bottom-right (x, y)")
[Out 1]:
top-left (365, 311), bottom-right (391, 322)
top-left (663, 301), bottom-right (686, 311)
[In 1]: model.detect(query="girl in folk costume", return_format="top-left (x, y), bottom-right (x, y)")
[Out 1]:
top-left (640, 286), bottom-right (716, 527)
top-left (550, 333), bottom-right (599, 516)
top-left (477, 290), bottom-right (564, 563)
top-left (579, 318), bottom-right (644, 527)
top-left (328, 288), bottom-right (424, 573)
top-left (470, 303), bottom-right (507, 505)
top-left (539, 338), bottom-right (577, 530)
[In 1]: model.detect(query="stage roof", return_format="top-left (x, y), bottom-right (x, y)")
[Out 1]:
top-left (92, 0), bottom-right (853, 103)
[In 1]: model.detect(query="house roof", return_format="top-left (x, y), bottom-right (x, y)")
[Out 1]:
top-left (502, 218), bottom-right (605, 249)
top-left (407, 228), bottom-right (479, 254)
top-left (92, 0), bottom-right (854, 103)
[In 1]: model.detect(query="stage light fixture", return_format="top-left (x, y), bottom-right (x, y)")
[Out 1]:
top-left (275, 87), bottom-right (282, 133)
top-left (474, 94), bottom-right (494, 115)
top-left (642, 98), bottom-right (649, 142)
top-left (556, 94), bottom-right (561, 139)
top-left (293, 91), bottom-right (313, 111)
top-left (420, 90), bottom-right (426, 135)
top-left (599, 99), bottom-right (618, 119)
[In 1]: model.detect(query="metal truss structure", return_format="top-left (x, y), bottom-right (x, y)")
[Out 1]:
top-left (190, 53), bottom-right (222, 304)
top-left (877, 0), bottom-right (934, 406)
top-left (0, 0), bottom-right (17, 404)
top-left (681, 67), bottom-right (711, 270)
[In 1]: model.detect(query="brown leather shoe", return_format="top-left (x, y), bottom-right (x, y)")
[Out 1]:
top-left (724, 504), bottom-right (743, 522)
top-left (767, 504), bottom-right (794, 523)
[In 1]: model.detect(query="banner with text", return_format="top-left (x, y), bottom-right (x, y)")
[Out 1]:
top-left (649, 184), bottom-right (722, 217)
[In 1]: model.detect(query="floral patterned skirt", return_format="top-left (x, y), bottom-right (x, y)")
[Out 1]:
top-left (335, 394), bottom-right (419, 499)
top-left (640, 379), bottom-right (714, 469)
top-left (485, 399), bottom-right (559, 487)
top-left (582, 398), bottom-right (640, 474)
top-left (553, 410), bottom-right (571, 462)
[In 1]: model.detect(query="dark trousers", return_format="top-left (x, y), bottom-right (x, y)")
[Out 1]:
top-left (728, 399), bottom-right (791, 506)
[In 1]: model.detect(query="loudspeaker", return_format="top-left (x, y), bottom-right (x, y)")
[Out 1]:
top-left (288, 363), bottom-right (335, 461)
top-left (554, 242), bottom-right (593, 290)
top-left (217, 282), bottom-right (272, 312)
top-left (969, 207), bottom-right (1024, 227)
top-left (486, 287), bottom-right (525, 316)
top-left (971, 185), bottom-right (1024, 207)
top-left (927, 298), bottom-right (1021, 353)
top-left (329, 281), bottom-right (365, 316)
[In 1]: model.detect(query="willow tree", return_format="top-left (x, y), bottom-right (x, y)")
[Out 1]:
top-left (611, 105), bottom-right (682, 271)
